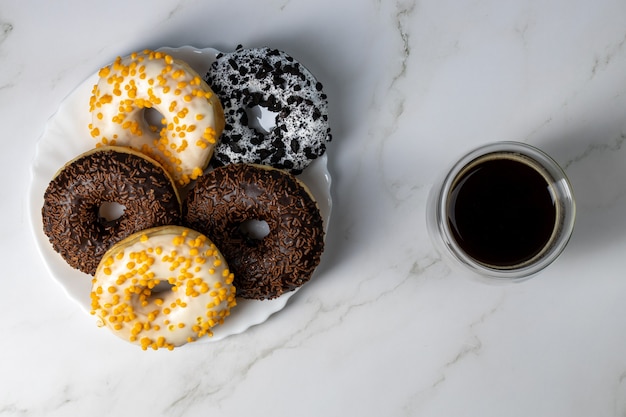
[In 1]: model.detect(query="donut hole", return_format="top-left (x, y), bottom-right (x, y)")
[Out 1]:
top-left (98, 201), bottom-right (126, 222)
top-left (140, 281), bottom-right (175, 306)
top-left (238, 219), bottom-right (270, 240)
top-left (152, 281), bottom-right (175, 294)
top-left (244, 105), bottom-right (278, 134)
top-left (143, 107), bottom-right (166, 130)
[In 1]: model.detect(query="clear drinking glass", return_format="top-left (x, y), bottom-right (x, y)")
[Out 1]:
top-left (426, 141), bottom-right (576, 281)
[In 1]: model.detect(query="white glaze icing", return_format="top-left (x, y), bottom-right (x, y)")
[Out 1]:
top-left (89, 49), bottom-right (225, 186)
top-left (90, 226), bottom-right (236, 350)
top-left (206, 47), bottom-right (331, 173)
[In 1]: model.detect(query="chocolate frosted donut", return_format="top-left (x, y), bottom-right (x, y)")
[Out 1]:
top-left (42, 146), bottom-right (181, 275)
top-left (183, 164), bottom-right (325, 300)
top-left (205, 46), bottom-right (331, 174)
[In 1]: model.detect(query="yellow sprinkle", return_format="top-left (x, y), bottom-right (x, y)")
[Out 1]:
top-left (190, 167), bottom-right (203, 180)
top-left (157, 336), bottom-right (166, 347)
top-left (98, 66), bottom-right (111, 77)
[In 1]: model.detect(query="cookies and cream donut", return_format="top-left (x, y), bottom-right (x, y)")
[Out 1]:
top-left (42, 146), bottom-right (181, 275)
top-left (205, 46), bottom-right (331, 174)
top-left (89, 49), bottom-right (225, 186)
top-left (90, 226), bottom-right (237, 350)
top-left (183, 163), bottom-right (325, 300)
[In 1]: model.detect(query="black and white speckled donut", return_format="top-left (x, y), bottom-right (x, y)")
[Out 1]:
top-left (205, 46), bottom-right (331, 174)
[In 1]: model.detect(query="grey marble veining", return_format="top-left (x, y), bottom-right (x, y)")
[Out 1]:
top-left (3, 0), bottom-right (626, 415)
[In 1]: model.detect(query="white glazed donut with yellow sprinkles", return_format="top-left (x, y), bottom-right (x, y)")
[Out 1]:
top-left (90, 226), bottom-right (236, 350)
top-left (89, 49), bottom-right (225, 187)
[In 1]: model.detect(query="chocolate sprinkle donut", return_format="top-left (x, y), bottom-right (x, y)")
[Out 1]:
top-left (42, 146), bottom-right (181, 275)
top-left (205, 46), bottom-right (331, 174)
top-left (183, 164), bottom-right (325, 300)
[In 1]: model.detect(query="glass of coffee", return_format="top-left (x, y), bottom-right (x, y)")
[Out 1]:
top-left (426, 141), bottom-right (576, 281)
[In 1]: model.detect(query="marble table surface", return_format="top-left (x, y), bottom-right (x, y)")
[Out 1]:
top-left (3, 0), bottom-right (626, 415)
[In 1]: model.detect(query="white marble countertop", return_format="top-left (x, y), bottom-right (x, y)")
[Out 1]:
top-left (3, 0), bottom-right (626, 415)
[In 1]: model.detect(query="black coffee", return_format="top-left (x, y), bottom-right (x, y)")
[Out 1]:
top-left (447, 154), bottom-right (558, 268)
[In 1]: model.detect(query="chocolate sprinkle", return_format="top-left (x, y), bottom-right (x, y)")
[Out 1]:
top-left (205, 47), bottom-right (332, 174)
top-left (42, 147), bottom-right (181, 275)
top-left (183, 164), bottom-right (325, 300)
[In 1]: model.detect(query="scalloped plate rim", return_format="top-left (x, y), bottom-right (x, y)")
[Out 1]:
top-left (27, 46), bottom-right (332, 343)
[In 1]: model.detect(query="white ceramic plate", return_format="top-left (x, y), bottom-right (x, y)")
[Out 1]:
top-left (28, 46), bottom-right (332, 342)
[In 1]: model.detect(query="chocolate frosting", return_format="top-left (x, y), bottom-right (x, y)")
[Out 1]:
top-left (42, 146), bottom-right (181, 275)
top-left (183, 164), bottom-right (325, 300)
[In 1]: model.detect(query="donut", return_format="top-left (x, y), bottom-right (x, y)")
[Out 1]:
top-left (42, 146), bottom-right (181, 275)
top-left (89, 49), bottom-right (225, 187)
top-left (183, 164), bottom-right (325, 300)
top-left (205, 46), bottom-right (332, 174)
top-left (90, 226), bottom-right (237, 350)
